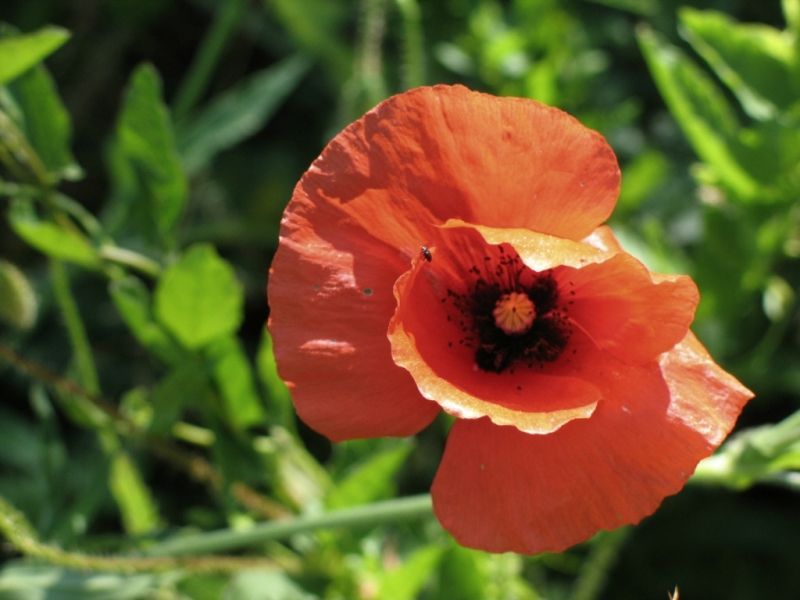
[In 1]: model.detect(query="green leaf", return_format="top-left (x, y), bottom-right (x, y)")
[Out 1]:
top-left (262, 426), bottom-right (330, 510)
top-left (637, 27), bottom-right (759, 199)
top-left (7, 199), bottom-right (100, 268)
top-left (0, 564), bottom-right (171, 599)
top-left (694, 409), bottom-right (800, 490)
top-left (377, 545), bottom-right (444, 600)
top-left (109, 276), bottom-right (183, 363)
top-left (154, 244), bottom-right (243, 349)
top-left (5, 65), bottom-right (80, 181)
top-left (109, 64), bottom-right (187, 242)
top-left (108, 450), bottom-right (160, 534)
top-left (581, 0), bottom-right (656, 17)
top-left (327, 442), bottom-right (413, 510)
top-left (225, 571), bottom-right (317, 600)
top-left (177, 54), bottom-right (310, 175)
top-left (437, 546), bottom-right (491, 600)
top-left (207, 335), bottom-right (265, 430)
top-left (730, 119), bottom-right (800, 203)
top-left (0, 26), bottom-right (70, 85)
top-left (616, 149), bottom-right (668, 214)
top-left (679, 8), bottom-right (798, 120)
top-left (0, 259), bottom-right (37, 329)
top-left (785, 0), bottom-right (800, 34)
top-left (256, 328), bottom-right (294, 429)
top-left (149, 360), bottom-right (211, 434)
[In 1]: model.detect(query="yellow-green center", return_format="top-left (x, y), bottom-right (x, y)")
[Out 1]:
top-left (492, 292), bottom-right (536, 335)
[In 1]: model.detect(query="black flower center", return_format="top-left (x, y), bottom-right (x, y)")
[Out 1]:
top-left (446, 246), bottom-right (571, 373)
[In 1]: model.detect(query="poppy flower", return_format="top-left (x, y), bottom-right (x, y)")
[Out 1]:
top-left (267, 85), bottom-right (753, 554)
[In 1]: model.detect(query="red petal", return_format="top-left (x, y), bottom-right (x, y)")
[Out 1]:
top-left (388, 237), bottom-right (601, 435)
top-left (431, 342), bottom-right (752, 554)
top-left (268, 223), bottom-right (439, 442)
top-left (560, 252), bottom-right (699, 363)
top-left (583, 225), bottom-right (624, 253)
top-left (447, 219), bottom-right (612, 271)
top-left (296, 86), bottom-right (619, 250)
top-left (660, 332), bottom-right (753, 446)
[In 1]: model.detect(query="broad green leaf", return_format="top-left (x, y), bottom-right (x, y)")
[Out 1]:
top-left (109, 450), bottom-right (160, 534)
top-left (178, 54), bottom-right (310, 175)
top-left (616, 149), bottom-right (668, 214)
top-left (737, 119), bottom-right (800, 202)
top-left (109, 276), bottom-right (183, 363)
top-left (377, 545), bottom-right (445, 600)
top-left (437, 546), bottom-right (491, 600)
top-left (785, 0), bottom-right (800, 34)
top-left (0, 26), bottom-right (70, 85)
top-left (327, 442), bottom-right (413, 509)
top-left (256, 328), bottom-right (294, 429)
top-left (7, 199), bottom-right (100, 268)
top-left (224, 571), bottom-right (317, 600)
top-left (0, 564), bottom-right (172, 599)
top-left (694, 409), bottom-right (800, 490)
top-left (0, 259), bottom-right (37, 329)
top-left (110, 64), bottom-right (186, 241)
top-left (581, 0), bottom-right (656, 16)
top-left (149, 360), bottom-right (210, 434)
top-left (262, 426), bottom-right (330, 510)
top-left (207, 335), bottom-right (265, 430)
top-left (638, 27), bottom-right (759, 200)
top-left (154, 244), bottom-right (243, 349)
top-left (5, 65), bottom-right (80, 181)
top-left (679, 8), bottom-right (798, 120)
top-left (178, 574), bottom-right (229, 600)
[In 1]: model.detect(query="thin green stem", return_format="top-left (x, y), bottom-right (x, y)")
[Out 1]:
top-left (173, 0), bottom-right (246, 122)
top-left (358, 0), bottom-right (389, 106)
top-left (99, 244), bottom-right (162, 278)
top-left (571, 528), bottom-right (630, 600)
top-left (0, 341), bottom-right (289, 520)
top-left (0, 108), bottom-right (51, 187)
top-left (395, 0), bottom-right (425, 88)
top-left (0, 494), bottom-right (285, 574)
top-left (141, 494), bottom-right (434, 557)
top-left (49, 260), bottom-right (99, 394)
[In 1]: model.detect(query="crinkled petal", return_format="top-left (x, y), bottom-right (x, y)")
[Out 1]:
top-left (561, 253), bottom-right (699, 363)
top-left (432, 341), bottom-right (752, 554)
top-left (297, 86), bottom-right (619, 249)
top-left (444, 219), bottom-right (612, 271)
top-left (268, 220), bottom-right (439, 442)
top-left (583, 225), bottom-right (624, 253)
top-left (389, 250), bottom-right (600, 435)
top-left (446, 222), bottom-right (698, 364)
top-left (661, 331), bottom-right (753, 445)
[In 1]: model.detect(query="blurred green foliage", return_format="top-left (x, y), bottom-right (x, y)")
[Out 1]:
top-left (0, 0), bottom-right (799, 598)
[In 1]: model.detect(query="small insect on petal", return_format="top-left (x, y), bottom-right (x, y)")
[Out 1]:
top-left (421, 245), bottom-right (433, 262)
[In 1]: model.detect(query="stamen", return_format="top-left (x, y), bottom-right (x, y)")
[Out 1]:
top-left (492, 292), bottom-right (536, 335)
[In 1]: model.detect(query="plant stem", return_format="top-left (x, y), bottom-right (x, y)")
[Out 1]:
top-left (173, 0), bottom-right (246, 122)
top-left (142, 494), bottom-right (434, 557)
top-left (571, 528), bottom-right (630, 600)
top-left (49, 259), bottom-right (99, 394)
top-left (0, 341), bottom-right (289, 520)
top-left (99, 244), bottom-right (162, 278)
top-left (358, 0), bottom-right (389, 106)
top-left (395, 0), bottom-right (425, 88)
top-left (0, 494), bottom-right (285, 574)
